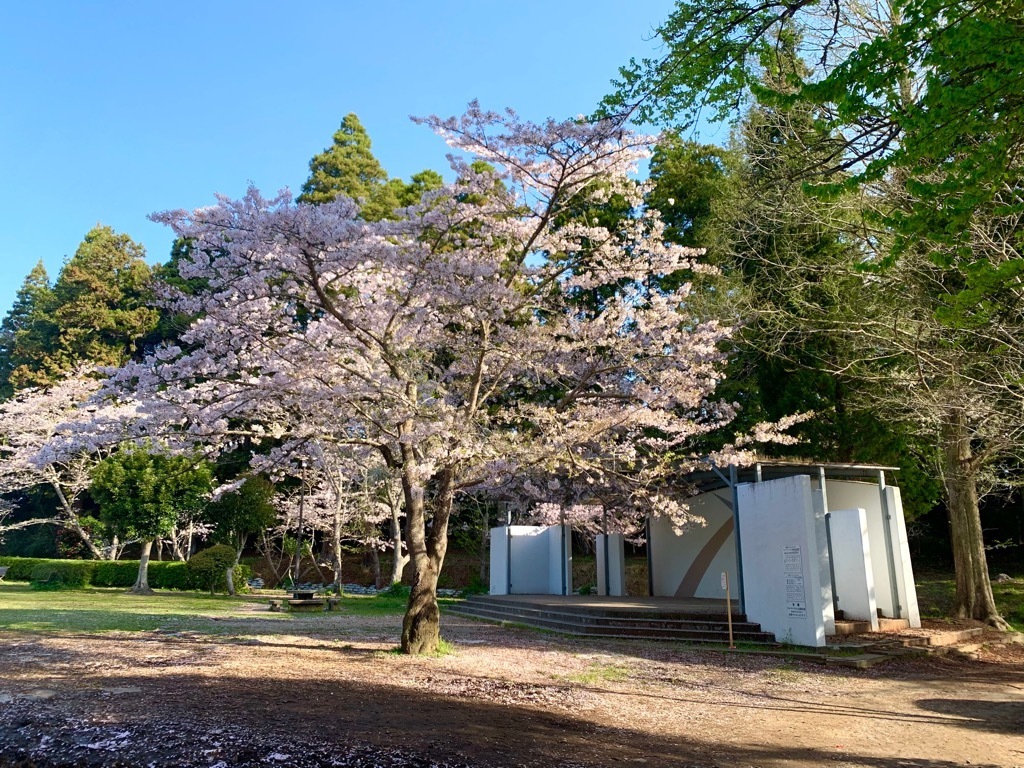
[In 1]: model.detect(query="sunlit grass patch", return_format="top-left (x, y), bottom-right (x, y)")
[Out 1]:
top-left (565, 663), bottom-right (630, 685)
top-left (0, 583), bottom-right (276, 634)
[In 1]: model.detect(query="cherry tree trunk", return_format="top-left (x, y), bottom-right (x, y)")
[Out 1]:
top-left (941, 412), bottom-right (1008, 629)
top-left (369, 545), bottom-right (381, 588)
top-left (52, 483), bottom-right (105, 560)
top-left (388, 505), bottom-right (409, 586)
top-left (401, 461), bottom-right (454, 655)
top-left (130, 540), bottom-right (154, 595)
top-left (331, 506), bottom-right (344, 589)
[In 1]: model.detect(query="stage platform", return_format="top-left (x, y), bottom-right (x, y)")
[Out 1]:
top-left (447, 594), bottom-right (776, 644)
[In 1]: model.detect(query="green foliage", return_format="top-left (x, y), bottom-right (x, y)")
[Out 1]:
top-left (460, 576), bottom-right (489, 596)
top-left (0, 556), bottom-right (51, 581)
top-left (433, 638), bottom-right (457, 657)
top-left (0, 261), bottom-right (53, 398)
top-left (643, 45), bottom-right (942, 516)
top-left (186, 544), bottom-right (239, 594)
top-left (90, 559), bottom-right (141, 587)
top-left (376, 583), bottom-right (410, 599)
top-left (205, 476), bottom-right (277, 551)
top-left (298, 113), bottom-right (443, 220)
top-left (0, 555), bottom-right (246, 591)
top-left (91, 445), bottom-right (213, 542)
top-left (30, 560), bottom-right (95, 589)
top-left (6, 227), bottom-right (159, 390)
top-left (147, 560), bottom-right (194, 590)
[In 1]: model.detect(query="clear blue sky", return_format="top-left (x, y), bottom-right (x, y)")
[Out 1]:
top-left (0, 0), bottom-right (703, 316)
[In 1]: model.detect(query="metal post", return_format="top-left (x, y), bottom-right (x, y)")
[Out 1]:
top-left (645, 515), bottom-right (654, 597)
top-left (505, 503), bottom-right (512, 595)
top-left (729, 464), bottom-right (745, 615)
top-left (819, 466), bottom-right (839, 617)
top-left (754, 463), bottom-right (763, 483)
top-left (878, 470), bottom-right (902, 619)
top-left (602, 507), bottom-right (610, 597)
top-left (560, 507), bottom-right (567, 596)
top-left (824, 512), bottom-right (840, 616)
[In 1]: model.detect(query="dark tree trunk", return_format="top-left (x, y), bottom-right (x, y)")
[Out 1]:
top-left (369, 544), bottom-right (381, 588)
top-left (130, 540), bottom-right (154, 595)
top-left (401, 456), bottom-right (454, 655)
top-left (941, 410), bottom-right (1008, 629)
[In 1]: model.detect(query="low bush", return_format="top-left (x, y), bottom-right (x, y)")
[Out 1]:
top-left (377, 583), bottom-right (410, 599)
top-left (1, 555), bottom-right (239, 592)
top-left (187, 545), bottom-right (239, 594)
top-left (30, 560), bottom-right (95, 589)
top-left (0, 556), bottom-right (49, 581)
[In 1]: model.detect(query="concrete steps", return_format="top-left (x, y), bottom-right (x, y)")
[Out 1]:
top-left (447, 596), bottom-right (777, 645)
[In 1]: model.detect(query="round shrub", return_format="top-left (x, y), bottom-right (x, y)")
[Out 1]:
top-left (187, 544), bottom-right (238, 594)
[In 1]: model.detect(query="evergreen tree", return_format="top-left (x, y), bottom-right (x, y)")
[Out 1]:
top-left (646, 37), bottom-right (941, 518)
top-left (91, 445), bottom-right (212, 594)
top-left (9, 226), bottom-right (159, 389)
top-left (298, 114), bottom-right (443, 220)
top-left (298, 113), bottom-right (398, 219)
top-left (0, 261), bottom-right (53, 398)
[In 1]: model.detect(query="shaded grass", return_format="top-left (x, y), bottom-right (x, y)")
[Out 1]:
top-left (914, 570), bottom-right (1024, 632)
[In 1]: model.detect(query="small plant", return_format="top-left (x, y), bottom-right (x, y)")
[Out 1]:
top-left (460, 576), bottom-right (489, 596)
top-left (433, 638), bottom-right (457, 657)
top-left (566, 664), bottom-right (630, 685)
top-left (763, 664), bottom-right (803, 684)
top-left (377, 583), bottom-right (410, 599)
top-left (577, 584), bottom-right (596, 596)
top-left (187, 544), bottom-right (238, 594)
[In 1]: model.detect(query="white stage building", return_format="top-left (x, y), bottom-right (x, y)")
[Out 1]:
top-left (490, 463), bottom-right (921, 647)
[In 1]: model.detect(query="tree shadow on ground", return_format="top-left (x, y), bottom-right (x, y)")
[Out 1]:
top-left (0, 642), bottom-right (1011, 768)
top-left (914, 698), bottom-right (1024, 735)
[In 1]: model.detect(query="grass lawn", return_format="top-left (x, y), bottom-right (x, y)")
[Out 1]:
top-left (0, 583), bottom-right (420, 635)
top-left (2, 573), bottom-right (1021, 637)
top-left (913, 570), bottom-right (1024, 631)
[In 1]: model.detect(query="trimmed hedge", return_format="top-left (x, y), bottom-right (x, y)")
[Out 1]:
top-left (30, 560), bottom-right (95, 589)
top-left (0, 556), bottom-right (46, 581)
top-left (90, 560), bottom-right (141, 587)
top-left (0, 555), bottom-right (247, 592)
top-left (149, 561), bottom-right (195, 590)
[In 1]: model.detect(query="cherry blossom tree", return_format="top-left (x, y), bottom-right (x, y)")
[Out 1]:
top-left (0, 372), bottom-right (129, 558)
top-left (114, 104), bottom-right (766, 654)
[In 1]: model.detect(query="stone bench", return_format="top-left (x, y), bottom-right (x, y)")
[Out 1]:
top-left (287, 598), bottom-right (326, 613)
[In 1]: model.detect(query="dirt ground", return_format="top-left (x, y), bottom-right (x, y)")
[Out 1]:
top-left (0, 608), bottom-right (1022, 768)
